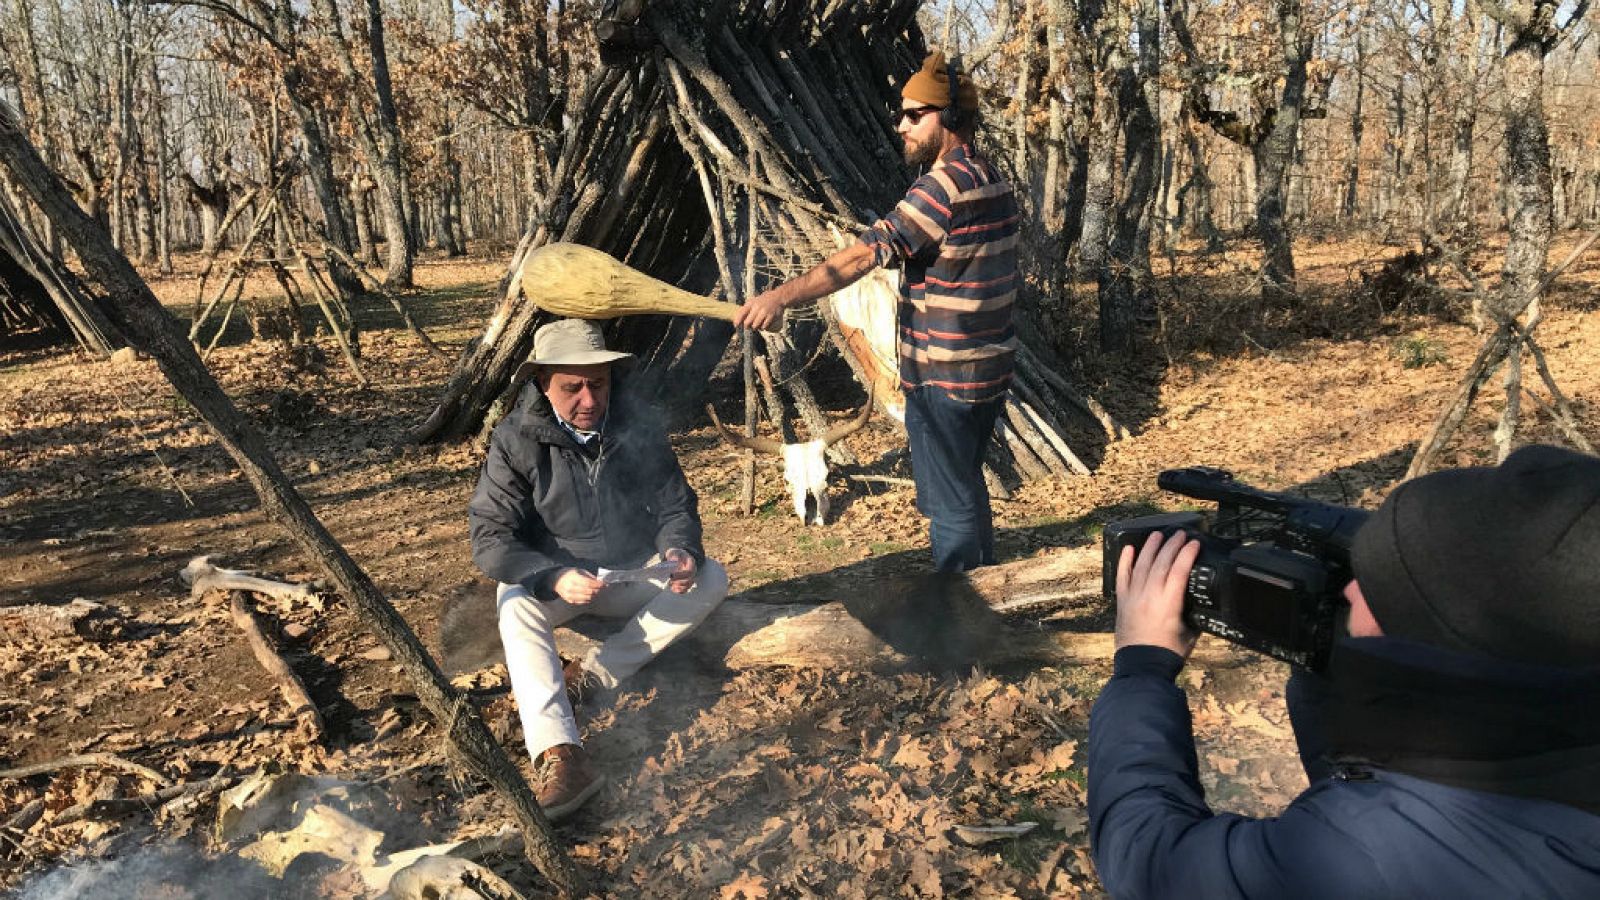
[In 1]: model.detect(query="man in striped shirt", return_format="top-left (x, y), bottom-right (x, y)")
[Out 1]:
top-left (733, 51), bottom-right (1018, 571)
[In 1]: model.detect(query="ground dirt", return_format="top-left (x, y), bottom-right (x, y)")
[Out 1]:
top-left (2, 235), bottom-right (1597, 898)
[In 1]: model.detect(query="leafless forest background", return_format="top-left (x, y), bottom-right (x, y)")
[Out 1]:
top-left (6, 0), bottom-right (1595, 345)
top-left (3, 2), bottom-right (1599, 896)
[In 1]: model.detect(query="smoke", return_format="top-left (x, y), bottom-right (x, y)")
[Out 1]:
top-left (15, 773), bottom-right (442, 900)
top-left (14, 844), bottom-right (279, 900)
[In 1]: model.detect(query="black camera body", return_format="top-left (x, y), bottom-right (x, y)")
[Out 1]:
top-left (1102, 467), bottom-right (1371, 671)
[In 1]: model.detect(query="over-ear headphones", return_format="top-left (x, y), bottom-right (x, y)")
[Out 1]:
top-left (939, 52), bottom-right (964, 130)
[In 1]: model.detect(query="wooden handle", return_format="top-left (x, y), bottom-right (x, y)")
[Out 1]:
top-left (520, 242), bottom-right (736, 322)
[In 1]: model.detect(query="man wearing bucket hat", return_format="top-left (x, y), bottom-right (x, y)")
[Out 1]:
top-left (469, 318), bottom-right (728, 821)
top-left (1087, 445), bottom-right (1600, 899)
top-left (732, 50), bottom-right (1019, 573)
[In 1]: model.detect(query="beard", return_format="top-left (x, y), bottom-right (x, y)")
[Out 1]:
top-left (903, 133), bottom-right (940, 166)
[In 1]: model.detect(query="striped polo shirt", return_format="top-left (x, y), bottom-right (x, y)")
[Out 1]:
top-left (859, 144), bottom-right (1019, 404)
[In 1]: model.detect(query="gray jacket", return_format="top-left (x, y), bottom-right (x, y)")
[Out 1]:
top-left (468, 381), bottom-right (704, 597)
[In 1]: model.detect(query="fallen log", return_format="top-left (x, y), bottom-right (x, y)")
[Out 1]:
top-left (0, 599), bottom-right (119, 641)
top-left (704, 591), bottom-right (1243, 671)
top-left (2, 799), bottom-right (45, 834)
top-left (441, 552), bottom-right (1242, 676)
top-left (967, 545), bottom-right (1103, 614)
top-left (229, 591), bottom-right (324, 740)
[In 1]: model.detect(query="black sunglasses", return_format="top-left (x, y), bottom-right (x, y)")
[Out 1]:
top-left (897, 105), bottom-right (942, 124)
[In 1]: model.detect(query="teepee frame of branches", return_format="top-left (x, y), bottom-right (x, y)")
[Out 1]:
top-left (414, 0), bottom-right (1125, 486)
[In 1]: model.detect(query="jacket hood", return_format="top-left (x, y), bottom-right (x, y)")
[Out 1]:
top-left (1318, 635), bottom-right (1600, 814)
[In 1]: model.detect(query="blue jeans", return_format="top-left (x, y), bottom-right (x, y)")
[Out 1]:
top-left (904, 387), bottom-right (1004, 572)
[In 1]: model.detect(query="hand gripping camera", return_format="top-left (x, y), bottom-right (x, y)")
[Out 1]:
top-left (1102, 467), bottom-right (1371, 671)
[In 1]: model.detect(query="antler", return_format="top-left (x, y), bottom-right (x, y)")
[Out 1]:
top-left (705, 403), bottom-right (783, 455)
top-left (823, 385), bottom-right (876, 447)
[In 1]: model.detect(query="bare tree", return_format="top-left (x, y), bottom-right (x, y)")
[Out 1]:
top-left (1409, 0), bottom-right (1592, 474)
top-left (1171, 0), bottom-right (1320, 304)
top-left (182, 0), bottom-right (366, 297)
top-left (310, 0), bottom-right (415, 287)
top-left (1098, 0), bottom-right (1161, 354)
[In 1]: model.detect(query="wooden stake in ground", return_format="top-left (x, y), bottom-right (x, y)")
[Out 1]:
top-left (0, 100), bottom-right (584, 897)
top-left (1408, 228), bottom-right (1600, 478)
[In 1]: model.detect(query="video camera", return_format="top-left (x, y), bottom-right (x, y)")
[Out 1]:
top-left (1102, 468), bottom-right (1370, 671)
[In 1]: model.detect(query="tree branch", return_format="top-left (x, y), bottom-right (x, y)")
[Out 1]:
top-left (147, 0), bottom-right (288, 55)
top-left (1470, 0), bottom-right (1531, 33)
top-left (1559, 0), bottom-right (1591, 35)
top-left (965, 0), bottom-right (1014, 69)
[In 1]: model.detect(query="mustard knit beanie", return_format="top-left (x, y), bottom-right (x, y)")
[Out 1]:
top-left (902, 51), bottom-right (979, 115)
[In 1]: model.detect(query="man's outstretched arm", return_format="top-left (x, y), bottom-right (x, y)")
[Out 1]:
top-left (731, 241), bottom-right (877, 331)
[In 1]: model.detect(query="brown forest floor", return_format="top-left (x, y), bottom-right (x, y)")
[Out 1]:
top-left (2, 234), bottom-right (1598, 898)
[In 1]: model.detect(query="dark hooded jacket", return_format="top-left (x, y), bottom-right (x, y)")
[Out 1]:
top-left (1088, 639), bottom-right (1600, 899)
top-left (468, 379), bottom-right (704, 596)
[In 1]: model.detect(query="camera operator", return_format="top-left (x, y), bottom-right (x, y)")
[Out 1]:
top-left (1087, 445), bottom-right (1600, 899)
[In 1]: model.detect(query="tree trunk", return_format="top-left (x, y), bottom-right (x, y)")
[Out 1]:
top-left (1495, 18), bottom-right (1552, 322)
top-left (1383, 83), bottom-right (1408, 231)
top-left (186, 173), bottom-right (233, 257)
top-left (1176, 118), bottom-right (1224, 248)
top-left (1252, 0), bottom-right (1311, 305)
top-left (366, 0), bottom-right (416, 279)
top-left (149, 53), bottom-right (174, 276)
top-left (1440, 17), bottom-right (1484, 225)
top-left (1098, 0), bottom-right (1160, 354)
top-left (351, 180), bottom-right (380, 266)
top-left (1073, 0), bottom-right (1119, 276)
top-left (0, 99), bottom-right (583, 898)
top-left (281, 82), bottom-right (361, 298)
top-left (1061, 104), bottom-right (1092, 259)
top-left (1040, 0), bottom-right (1064, 233)
top-left (439, 127), bottom-right (467, 257)
top-left (1341, 35), bottom-right (1365, 221)
top-left (1077, 88), bottom-right (1118, 276)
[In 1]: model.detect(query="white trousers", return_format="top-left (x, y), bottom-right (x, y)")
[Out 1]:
top-left (496, 559), bottom-right (729, 761)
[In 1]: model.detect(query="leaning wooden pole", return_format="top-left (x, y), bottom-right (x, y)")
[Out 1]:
top-left (0, 101), bottom-right (585, 897)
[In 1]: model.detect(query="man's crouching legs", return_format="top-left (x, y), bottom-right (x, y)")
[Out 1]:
top-left (496, 583), bottom-right (604, 820)
top-left (583, 559), bottom-right (730, 689)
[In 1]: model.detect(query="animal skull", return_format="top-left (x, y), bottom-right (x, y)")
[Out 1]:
top-left (707, 392), bottom-right (873, 525)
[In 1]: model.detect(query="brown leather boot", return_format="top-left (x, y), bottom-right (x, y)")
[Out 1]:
top-left (562, 658), bottom-right (602, 708)
top-left (533, 744), bottom-right (604, 821)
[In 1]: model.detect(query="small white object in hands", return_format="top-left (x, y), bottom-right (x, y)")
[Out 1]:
top-left (594, 559), bottom-right (680, 585)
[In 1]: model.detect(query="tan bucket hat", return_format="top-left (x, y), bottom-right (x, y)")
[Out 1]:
top-left (527, 319), bottom-right (634, 367)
